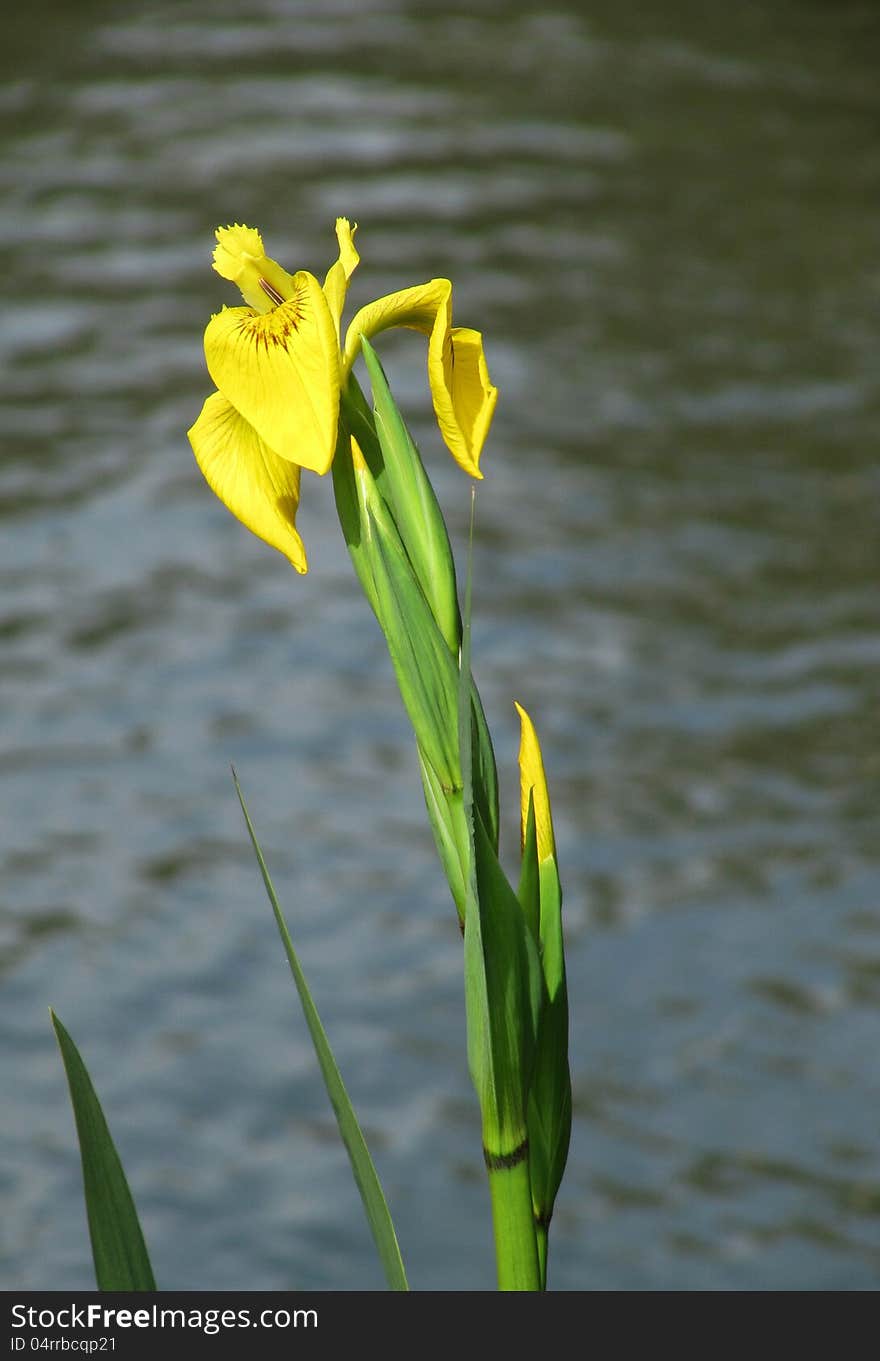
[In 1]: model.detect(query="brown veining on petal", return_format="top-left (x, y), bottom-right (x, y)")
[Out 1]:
top-left (238, 299), bottom-right (307, 351)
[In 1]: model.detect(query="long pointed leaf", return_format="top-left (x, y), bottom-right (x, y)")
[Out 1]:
top-left (232, 770), bottom-right (409, 1293)
top-left (51, 1010), bottom-right (157, 1291)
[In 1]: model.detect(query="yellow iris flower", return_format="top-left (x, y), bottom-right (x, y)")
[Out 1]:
top-left (188, 219), bottom-right (497, 573)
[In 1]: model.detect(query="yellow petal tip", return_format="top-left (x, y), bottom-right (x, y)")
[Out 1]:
top-left (350, 434), bottom-right (368, 473)
top-left (516, 702), bottom-right (555, 863)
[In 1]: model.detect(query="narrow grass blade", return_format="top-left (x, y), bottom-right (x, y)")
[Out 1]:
top-left (51, 1010), bottom-right (157, 1291)
top-left (232, 770), bottom-right (409, 1293)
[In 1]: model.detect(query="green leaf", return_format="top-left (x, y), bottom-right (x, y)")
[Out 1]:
top-left (513, 702), bottom-right (572, 1283)
top-left (336, 431), bottom-right (463, 795)
top-left (527, 853), bottom-right (571, 1248)
top-left (457, 494), bottom-right (542, 1290)
top-left (360, 337), bottom-right (462, 656)
top-left (467, 812), bottom-right (544, 1154)
top-left (457, 491), bottom-right (542, 1153)
top-left (469, 679), bottom-right (500, 852)
top-left (51, 1010), bottom-right (157, 1291)
top-left (336, 379), bottom-right (499, 864)
top-left (417, 748), bottom-right (469, 923)
top-left (359, 352), bottom-right (500, 849)
top-left (232, 771), bottom-right (409, 1293)
top-left (527, 967), bottom-right (571, 1231)
top-left (333, 395), bottom-right (383, 619)
top-left (368, 512), bottom-right (463, 793)
top-left (517, 791), bottom-right (540, 945)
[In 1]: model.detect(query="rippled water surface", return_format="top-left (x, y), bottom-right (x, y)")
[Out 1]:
top-left (3, 0), bottom-right (879, 1290)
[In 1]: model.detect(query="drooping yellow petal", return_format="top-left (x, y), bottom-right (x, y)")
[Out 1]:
top-left (188, 391), bottom-right (308, 572)
top-left (212, 224), bottom-right (298, 314)
top-left (322, 218), bottom-right (360, 341)
top-left (514, 703), bottom-right (556, 863)
top-left (343, 279), bottom-right (451, 372)
top-left (428, 319), bottom-right (496, 479)
top-left (343, 278), bottom-right (497, 478)
top-left (204, 270), bottom-right (340, 476)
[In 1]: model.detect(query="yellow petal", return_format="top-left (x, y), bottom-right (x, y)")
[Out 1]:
top-left (428, 320), bottom-right (496, 479)
top-left (322, 218), bottom-right (359, 340)
top-left (343, 278), bottom-right (451, 372)
top-left (204, 271), bottom-right (340, 476)
top-left (188, 391), bottom-right (308, 572)
top-left (212, 224), bottom-right (298, 314)
top-left (343, 279), bottom-right (497, 478)
top-left (514, 703), bottom-right (555, 863)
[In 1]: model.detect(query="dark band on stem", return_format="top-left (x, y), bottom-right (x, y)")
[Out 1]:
top-left (483, 1138), bottom-right (529, 1171)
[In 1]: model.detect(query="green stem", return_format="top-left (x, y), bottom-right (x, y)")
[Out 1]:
top-left (535, 1222), bottom-right (548, 1290)
top-left (486, 1147), bottom-right (542, 1291)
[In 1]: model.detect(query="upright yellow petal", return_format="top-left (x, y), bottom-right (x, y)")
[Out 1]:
top-left (322, 218), bottom-right (359, 341)
top-left (514, 703), bottom-right (556, 864)
top-left (343, 278), bottom-right (497, 478)
top-left (204, 270), bottom-right (340, 476)
top-left (188, 391), bottom-right (308, 572)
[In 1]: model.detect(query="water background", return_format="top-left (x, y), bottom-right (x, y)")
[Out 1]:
top-left (2, 0), bottom-right (879, 1290)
